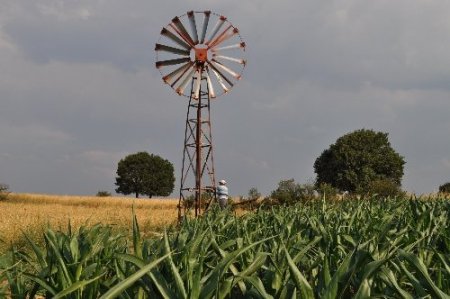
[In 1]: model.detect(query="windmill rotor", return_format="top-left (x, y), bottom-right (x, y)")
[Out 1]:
top-left (156, 10), bottom-right (246, 99)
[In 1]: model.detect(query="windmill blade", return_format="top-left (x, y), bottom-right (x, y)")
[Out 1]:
top-left (169, 24), bottom-right (194, 48)
top-left (200, 11), bottom-right (211, 44)
top-left (187, 11), bottom-right (199, 45)
top-left (161, 28), bottom-right (191, 50)
top-left (207, 25), bottom-right (232, 48)
top-left (211, 59), bottom-right (241, 80)
top-left (207, 25), bottom-right (234, 49)
top-left (171, 17), bottom-right (195, 46)
top-left (156, 57), bottom-right (190, 69)
top-left (205, 69), bottom-right (216, 98)
top-left (209, 27), bottom-right (239, 49)
top-left (212, 54), bottom-right (246, 65)
top-left (176, 67), bottom-right (196, 95)
top-left (155, 43), bottom-right (190, 56)
top-left (211, 68), bottom-right (229, 93)
top-left (170, 63), bottom-right (194, 87)
top-left (211, 42), bottom-right (246, 52)
top-left (205, 16), bottom-right (226, 45)
top-left (208, 61), bottom-right (233, 86)
top-left (193, 70), bottom-right (202, 99)
top-left (162, 62), bottom-right (192, 84)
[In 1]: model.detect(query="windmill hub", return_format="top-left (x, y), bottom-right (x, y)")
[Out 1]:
top-left (194, 46), bottom-right (208, 64)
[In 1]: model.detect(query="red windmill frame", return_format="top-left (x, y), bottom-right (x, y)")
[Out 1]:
top-left (155, 10), bottom-right (246, 219)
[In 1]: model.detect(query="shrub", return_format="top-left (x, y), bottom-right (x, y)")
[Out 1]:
top-left (248, 187), bottom-right (261, 200)
top-left (270, 179), bottom-right (317, 205)
top-left (96, 190), bottom-right (112, 197)
top-left (236, 188), bottom-right (261, 211)
top-left (270, 179), bottom-right (301, 205)
top-left (0, 183), bottom-right (10, 200)
top-left (439, 182), bottom-right (450, 193)
top-left (366, 179), bottom-right (405, 198)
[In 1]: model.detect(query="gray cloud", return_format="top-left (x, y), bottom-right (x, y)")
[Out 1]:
top-left (1, 0), bottom-right (450, 196)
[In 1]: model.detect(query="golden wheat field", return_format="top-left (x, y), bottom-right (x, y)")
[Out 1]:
top-left (0, 193), bottom-right (179, 251)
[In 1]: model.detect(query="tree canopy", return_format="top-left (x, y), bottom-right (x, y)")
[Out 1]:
top-left (0, 183), bottom-right (10, 200)
top-left (115, 152), bottom-right (175, 198)
top-left (439, 182), bottom-right (450, 193)
top-left (270, 179), bottom-right (317, 204)
top-left (314, 129), bottom-right (405, 193)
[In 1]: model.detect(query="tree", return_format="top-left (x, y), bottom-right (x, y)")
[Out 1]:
top-left (439, 182), bottom-right (450, 193)
top-left (270, 179), bottom-right (301, 205)
top-left (314, 129), bottom-right (405, 193)
top-left (270, 179), bottom-right (316, 205)
top-left (115, 152), bottom-right (175, 198)
top-left (0, 183), bottom-right (10, 200)
top-left (96, 190), bottom-right (111, 197)
top-left (248, 187), bottom-right (261, 200)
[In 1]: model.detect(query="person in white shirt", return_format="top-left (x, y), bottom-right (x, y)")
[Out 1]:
top-left (216, 179), bottom-right (229, 209)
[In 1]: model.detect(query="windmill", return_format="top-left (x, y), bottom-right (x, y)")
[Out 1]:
top-left (155, 11), bottom-right (246, 219)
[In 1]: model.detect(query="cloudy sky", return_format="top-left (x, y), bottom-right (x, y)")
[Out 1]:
top-left (1, 0), bottom-right (450, 197)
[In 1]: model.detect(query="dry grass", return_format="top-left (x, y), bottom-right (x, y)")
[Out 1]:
top-left (0, 193), bottom-right (179, 252)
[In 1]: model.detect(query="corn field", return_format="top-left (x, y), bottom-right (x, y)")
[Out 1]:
top-left (1, 197), bottom-right (450, 298)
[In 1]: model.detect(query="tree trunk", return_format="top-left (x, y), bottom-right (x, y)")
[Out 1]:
top-left (135, 192), bottom-right (139, 198)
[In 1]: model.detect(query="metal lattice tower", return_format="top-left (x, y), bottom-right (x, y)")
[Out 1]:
top-left (179, 71), bottom-right (216, 218)
top-left (155, 11), bottom-right (246, 219)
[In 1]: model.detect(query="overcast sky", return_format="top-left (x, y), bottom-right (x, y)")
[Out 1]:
top-left (1, 0), bottom-right (450, 197)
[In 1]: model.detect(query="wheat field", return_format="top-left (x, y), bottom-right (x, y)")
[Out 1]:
top-left (0, 193), bottom-right (179, 251)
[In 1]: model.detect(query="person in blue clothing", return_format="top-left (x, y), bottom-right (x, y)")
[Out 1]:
top-left (217, 179), bottom-right (229, 209)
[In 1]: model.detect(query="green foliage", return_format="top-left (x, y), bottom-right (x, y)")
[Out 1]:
top-left (439, 182), bottom-right (450, 193)
top-left (270, 179), bottom-right (317, 205)
top-left (0, 183), bottom-right (10, 200)
top-left (3, 223), bottom-right (128, 298)
top-left (96, 190), bottom-right (111, 197)
top-left (115, 151), bottom-right (175, 198)
top-left (3, 198), bottom-right (450, 298)
top-left (270, 179), bottom-right (303, 205)
top-left (317, 182), bottom-right (338, 199)
top-left (366, 179), bottom-right (405, 198)
top-left (314, 129), bottom-right (406, 193)
top-left (237, 187), bottom-right (262, 211)
top-left (248, 187), bottom-right (261, 200)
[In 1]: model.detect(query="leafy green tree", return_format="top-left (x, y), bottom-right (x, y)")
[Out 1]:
top-left (439, 182), bottom-right (450, 193)
top-left (270, 179), bottom-right (301, 205)
top-left (314, 129), bottom-right (405, 193)
top-left (248, 187), bottom-right (261, 200)
top-left (270, 179), bottom-right (315, 204)
top-left (115, 152), bottom-right (175, 198)
top-left (96, 190), bottom-right (111, 197)
top-left (0, 183), bottom-right (10, 200)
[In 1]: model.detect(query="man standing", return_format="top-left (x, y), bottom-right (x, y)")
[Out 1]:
top-left (217, 179), bottom-right (229, 209)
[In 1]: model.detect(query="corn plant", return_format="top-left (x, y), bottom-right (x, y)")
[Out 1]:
top-left (1, 197), bottom-right (450, 298)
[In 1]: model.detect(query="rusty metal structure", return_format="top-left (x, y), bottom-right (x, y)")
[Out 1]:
top-left (155, 11), bottom-right (246, 219)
